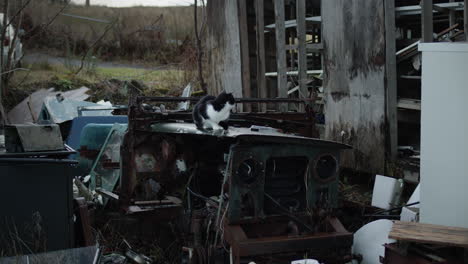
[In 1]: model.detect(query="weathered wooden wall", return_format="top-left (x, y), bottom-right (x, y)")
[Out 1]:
top-left (206, 0), bottom-right (244, 98)
top-left (322, 0), bottom-right (387, 173)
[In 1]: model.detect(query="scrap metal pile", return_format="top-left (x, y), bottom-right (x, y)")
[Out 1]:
top-left (113, 87), bottom-right (355, 263)
top-left (0, 81), bottom-right (357, 263)
top-left (2, 81), bottom-right (468, 264)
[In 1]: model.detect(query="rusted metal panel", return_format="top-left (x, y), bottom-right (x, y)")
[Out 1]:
top-left (224, 217), bottom-right (353, 262)
top-left (382, 243), bottom-right (463, 264)
top-left (5, 124), bottom-right (64, 152)
top-left (322, 0), bottom-right (387, 173)
top-left (206, 0), bottom-right (244, 98)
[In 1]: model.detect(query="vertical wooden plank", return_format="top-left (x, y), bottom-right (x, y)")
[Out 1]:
top-left (238, 0), bottom-right (251, 111)
top-left (289, 7), bottom-right (296, 73)
top-left (385, 0), bottom-right (398, 161)
top-left (322, 0), bottom-right (387, 173)
top-left (421, 0), bottom-right (433, 42)
top-left (206, 0), bottom-right (244, 99)
top-left (449, 0), bottom-right (456, 37)
top-left (297, 0), bottom-right (307, 100)
top-left (273, 0), bottom-right (287, 111)
top-left (464, 0), bottom-right (468, 40)
top-left (255, 0), bottom-right (267, 112)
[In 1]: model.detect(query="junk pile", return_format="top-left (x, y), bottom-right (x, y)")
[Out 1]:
top-left (1, 81), bottom-right (467, 264)
top-left (0, 84), bottom-right (128, 261)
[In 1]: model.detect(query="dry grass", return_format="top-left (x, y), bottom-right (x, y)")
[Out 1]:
top-left (21, 0), bottom-right (197, 63)
top-left (4, 60), bottom-right (197, 109)
top-left (3, 0), bottom-right (204, 110)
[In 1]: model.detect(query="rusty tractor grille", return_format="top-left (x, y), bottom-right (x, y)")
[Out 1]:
top-left (264, 157), bottom-right (308, 214)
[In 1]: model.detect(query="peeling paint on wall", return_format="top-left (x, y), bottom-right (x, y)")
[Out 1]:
top-left (323, 0), bottom-right (387, 173)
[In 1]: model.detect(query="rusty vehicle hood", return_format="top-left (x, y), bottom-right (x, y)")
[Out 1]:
top-left (150, 122), bottom-right (351, 149)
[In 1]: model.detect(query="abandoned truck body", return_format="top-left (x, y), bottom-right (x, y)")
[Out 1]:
top-left (118, 95), bottom-right (353, 263)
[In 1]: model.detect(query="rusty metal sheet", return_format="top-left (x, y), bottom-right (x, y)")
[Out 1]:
top-left (150, 123), bottom-right (350, 149)
top-left (235, 233), bottom-right (353, 257)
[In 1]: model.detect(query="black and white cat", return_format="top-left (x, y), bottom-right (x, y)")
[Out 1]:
top-left (193, 91), bottom-right (235, 130)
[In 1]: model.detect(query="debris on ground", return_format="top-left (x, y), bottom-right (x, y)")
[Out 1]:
top-left (0, 245), bottom-right (100, 264)
top-left (339, 181), bottom-right (372, 206)
top-left (371, 175), bottom-right (404, 210)
top-left (39, 94), bottom-right (112, 124)
top-left (7, 86), bottom-right (90, 124)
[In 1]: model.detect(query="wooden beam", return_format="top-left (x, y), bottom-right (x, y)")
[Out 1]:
top-left (273, 0), bottom-right (287, 111)
top-left (398, 98), bottom-right (421, 111)
top-left (432, 5), bottom-right (450, 14)
top-left (238, 0), bottom-right (251, 111)
top-left (389, 221), bottom-right (468, 248)
top-left (255, 0), bottom-right (267, 111)
top-left (385, 0), bottom-right (398, 160)
top-left (265, 69), bottom-right (323, 77)
top-left (421, 0), bottom-right (434, 42)
top-left (285, 43), bottom-right (323, 51)
top-left (296, 0), bottom-right (307, 100)
top-left (396, 2), bottom-right (465, 16)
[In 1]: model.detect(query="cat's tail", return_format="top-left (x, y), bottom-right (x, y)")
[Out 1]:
top-left (192, 107), bottom-right (204, 130)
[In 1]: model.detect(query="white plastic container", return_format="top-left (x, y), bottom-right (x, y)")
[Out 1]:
top-left (371, 175), bottom-right (404, 210)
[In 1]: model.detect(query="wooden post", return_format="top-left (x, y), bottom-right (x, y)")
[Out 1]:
top-left (421, 0), bottom-right (433, 42)
top-left (238, 0), bottom-right (251, 111)
top-left (465, 0), bottom-right (468, 41)
top-left (449, 0), bottom-right (456, 36)
top-left (85, 0), bottom-right (90, 6)
top-left (255, 0), bottom-right (267, 111)
top-left (296, 0), bottom-right (307, 101)
top-left (273, 0), bottom-right (287, 111)
top-left (385, 0), bottom-right (398, 162)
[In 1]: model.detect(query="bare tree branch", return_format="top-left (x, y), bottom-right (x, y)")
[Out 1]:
top-left (1, 0), bottom-right (9, 98)
top-left (25, 2), bottom-right (69, 39)
top-left (3, 0), bottom-right (32, 30)
top-left (75, 19), bottom-right (117, 75)
top-left (3, 0), bottom-right (24, 91)
top-left (0, 0), bottom-right (69, 123)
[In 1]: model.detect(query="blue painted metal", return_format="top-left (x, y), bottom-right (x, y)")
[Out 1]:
top-left (66, 116), bottom-right (127, 158)
top-left (75, 124), bottom-right (115, 176)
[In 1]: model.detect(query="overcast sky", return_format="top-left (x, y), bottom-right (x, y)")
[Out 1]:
top-left (71, 0), bottom-right (192, 7)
